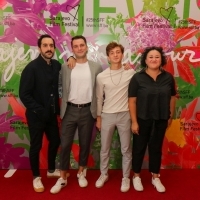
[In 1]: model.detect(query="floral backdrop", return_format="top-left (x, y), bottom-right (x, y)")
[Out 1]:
top-left (0, 0), bottom-right (200, 170)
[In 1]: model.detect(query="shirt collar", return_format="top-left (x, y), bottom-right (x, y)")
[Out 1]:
top-left (139, 67), bottom-right (166, 74)
top-left (38, 54), bottom-right (52, 66)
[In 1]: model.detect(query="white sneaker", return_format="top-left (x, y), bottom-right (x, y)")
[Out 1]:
top-left (133, 176), bottom-right (144, 191)
top-left (33, 177), bottom-right (44, 192)
top-left (47, 169), bottom-right (70, 178)
top-left (121, 177), bottom-right (130, 192)
top-left (47, 169), bottom-right (60, 178)
top-left (50, 178), bottom-right (67, 194)
top-left (95, 174), bottom-right (109, 188)
top-left (77, 169), bottom-right (88, 187)
top-left (152, 178), bottom-right (166, 192)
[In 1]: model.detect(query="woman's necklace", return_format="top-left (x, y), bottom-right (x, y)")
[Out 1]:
top-left (110, 67), bottom-right (123, 86)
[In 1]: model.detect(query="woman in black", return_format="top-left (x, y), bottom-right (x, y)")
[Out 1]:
top-left (128, 47), bottom-right (176, 193)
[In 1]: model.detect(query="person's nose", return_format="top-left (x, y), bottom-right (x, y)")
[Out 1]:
top-left (47, 45), bottom-right (52, 50)
top-left (152, 57), bottom-right (157, 61)
top-left (78, 46), bottom-right (82, 50)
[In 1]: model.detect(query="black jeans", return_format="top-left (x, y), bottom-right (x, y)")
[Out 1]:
top-left (132, 118), bottom-right (168, 174)
top-left (59, 105), bottom-right (95, 170)
top-left (26, 110), bottom-right (60, 177)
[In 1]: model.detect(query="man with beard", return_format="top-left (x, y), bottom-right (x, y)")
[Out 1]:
top-left (19, 34), bottom-right (75, 192)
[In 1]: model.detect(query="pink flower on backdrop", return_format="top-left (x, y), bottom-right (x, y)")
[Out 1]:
top-left (126, 11), bottom-right (200, 85)
top-left (0, 137), bottom-right (30, 169)
top-left (126, 11), bottom-right (176, 53)
top-left (0, 111), bottom-right (22, 134)
top-left (0, 0), bottom-right (81, 59)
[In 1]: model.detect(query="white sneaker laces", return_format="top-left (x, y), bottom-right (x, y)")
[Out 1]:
top-left (135, 177), bottom-right (141, 185)
top-left (99, 175), bottom-right (107, 182)
top-left (122, 178), bottom-right (129, 186)
top-left (35, 178), bottom-right (43, 187)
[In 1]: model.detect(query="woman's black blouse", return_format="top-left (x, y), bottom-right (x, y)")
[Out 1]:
top-left (128, 69), bottom-right (176, 120)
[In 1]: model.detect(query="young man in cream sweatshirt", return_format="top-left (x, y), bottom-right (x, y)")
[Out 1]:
top-left (95, 42), bottom-right (135, 192)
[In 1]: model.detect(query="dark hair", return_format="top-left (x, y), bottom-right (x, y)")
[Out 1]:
top-left (37, 34), bottom-right (56, 48)
top-left (140, 46), bottom-right (167, 68)
top-left (106, 42), bottom-right (124, 56)
top-left (71, 35), bottom-right (87, 47)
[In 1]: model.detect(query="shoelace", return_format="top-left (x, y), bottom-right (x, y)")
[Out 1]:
top-left (57, 179), bottom-right (66, 186)
top-left (99, 175), bottom-right (107, 182)
top-left (154, 178), bottom-right (162, 185)
top-left (153, 178), bottom-right (165, 190)
top-left (135, 178), bottom-right (142, 186)
top-left (36, 178), bottom-right (43, 187)
top-left (78, 173), bottom-right (86, 179)
top-left (122, 178), bottom-right (129, 186)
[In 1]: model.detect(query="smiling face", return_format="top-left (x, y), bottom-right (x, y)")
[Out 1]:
top-left (38, 37), bottom-right (55, 60)
top-left (107, 46), bottom-right (123, 64)
top-left (71, 38), bottom-right (88, 59)
top-left (145, 50), bottom-right (162, 69)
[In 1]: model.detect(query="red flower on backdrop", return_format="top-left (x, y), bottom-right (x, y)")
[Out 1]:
top-left (181, 144), bottom-right (200, 168)
top-left (179, 97), bottom-right (200, 168)
top-left (181, 120), bottom-right (200, 168)
top-left (6, 93), bottom-right (27, 123)
top-left (71, 143), bottom-right (95, 167)
top-left (0, 0), bottom-right (7, 9)
top-left (162, 138), bottom-right (182, 168)
top-left (163, 98), bottom-right (200, 169)
top-left (197, 0), bottom-right (200, 7)
top-left (165, 19), bottom-right (200, 85)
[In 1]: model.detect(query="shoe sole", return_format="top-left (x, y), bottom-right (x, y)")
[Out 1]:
top-left (79, 183), bottom-right (88, 188)
top-left (50, 185), bottom-right (66, 194)
top-left (95, 177), bottom-right (108, 188)
top-left (152, 182), bottom-right (166, 193)
top-left (121, 187), bottom-right (130, 192)
top-left (134, 187), bottom-right (144, 192)
top-left (47, 172), bottom-right (70, 178)
top-left (34, 187), bottom-right (44, 192)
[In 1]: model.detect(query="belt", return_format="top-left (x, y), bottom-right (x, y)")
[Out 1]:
top-left (67, 102), bottom-right (91, 108)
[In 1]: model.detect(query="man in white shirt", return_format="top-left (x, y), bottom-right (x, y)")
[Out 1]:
top-left (50, 35), bottom-right (102, 194)
top-left (95, 42), bottom-right (135, 192)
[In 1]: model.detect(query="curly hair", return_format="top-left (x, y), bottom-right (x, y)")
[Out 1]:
top-left (140, 46), bottom-right (167, 68)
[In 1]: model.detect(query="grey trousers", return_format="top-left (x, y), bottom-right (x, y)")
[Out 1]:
top-left (100, 111), bottom-right (132, 178)
top-left (60, 105), bottom-right (95, 170)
